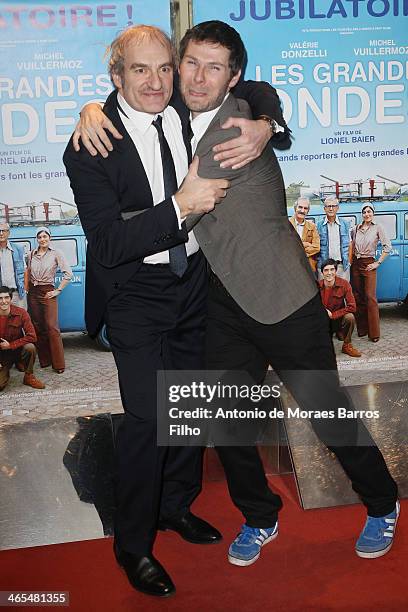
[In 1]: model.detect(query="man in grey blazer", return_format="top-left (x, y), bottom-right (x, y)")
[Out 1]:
top-left (179, 20), bottom-right (398, 567)
top-left (75, 20), bottom-right (399, 569)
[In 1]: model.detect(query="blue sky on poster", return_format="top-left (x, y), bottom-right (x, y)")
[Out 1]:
top-left (193, 0), bottom-right (408, 193)
top-left (0, 1), bottom-right (170, 206)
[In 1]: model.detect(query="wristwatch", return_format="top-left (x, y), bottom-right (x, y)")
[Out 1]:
top-left (258, 115), bottom-right (279, 136)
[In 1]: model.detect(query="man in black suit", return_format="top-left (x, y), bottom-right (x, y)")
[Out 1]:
top-left (64, 25), bottom-right (285, 597)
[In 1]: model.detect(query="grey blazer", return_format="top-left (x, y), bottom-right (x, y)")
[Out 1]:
top-left (189, 94), bottom-right (318, 324)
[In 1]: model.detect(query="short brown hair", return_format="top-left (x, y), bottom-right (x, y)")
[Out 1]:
top-left (108, 25), bottom-right (176, 84)
top-left (179, 20), bottom-right (246, 77)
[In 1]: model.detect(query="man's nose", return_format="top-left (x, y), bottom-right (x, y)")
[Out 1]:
top-left (148, 70), bottom-right (163, 90)
top-left (193, 65), bottom-right (205, 83)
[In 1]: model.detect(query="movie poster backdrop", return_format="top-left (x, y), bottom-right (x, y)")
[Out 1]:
top-left (0, 1), bottom-right (170, 205)
top-left (194, 0), bottom-right (408, 201)
top-left (0, 1), bottom-right (170, 414)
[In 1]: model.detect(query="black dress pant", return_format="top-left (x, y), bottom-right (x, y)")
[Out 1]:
top-left (106, 251), bottom-right (207, 555)
top-left (207, 280), bottom-right (398, 526)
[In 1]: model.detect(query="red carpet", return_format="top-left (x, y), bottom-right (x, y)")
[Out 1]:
top-left (1, 475), bottom-right (406, 611)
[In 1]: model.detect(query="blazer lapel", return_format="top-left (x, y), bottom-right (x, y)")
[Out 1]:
top-left (169, 80), bottom-right (193, 162)
top-left (194, 95), bottom-right (244, 159)
top-left (204, 94), bottom-right (238, 135)
top-left (103, 91), bottom-right (154, 211)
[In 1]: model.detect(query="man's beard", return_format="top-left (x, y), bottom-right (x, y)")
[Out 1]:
top-left (181, 87), bottom-right (227, 114)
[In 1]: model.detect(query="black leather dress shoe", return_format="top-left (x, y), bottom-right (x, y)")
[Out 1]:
top-left (114, 542), bottom-right (175, 597)
top-left (158, 512), bottom-right (222, 544)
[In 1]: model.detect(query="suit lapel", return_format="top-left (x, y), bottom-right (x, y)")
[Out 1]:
top-left (202, 94), bottom-right (238, 139)
top-left (103, 91), bottom-right (154, 211)
top-left (194, 95), bottom-right (243, 158)
top-left (169, 79), bottom-right (193, 162)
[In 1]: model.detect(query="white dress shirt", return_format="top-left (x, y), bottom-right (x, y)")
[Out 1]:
top-left (324, 217), bottom-right (342, 261)
top-left (117, 93), bottom-right (199, 264)
top-left (295, 221), bottom-right (305, 238)
top-left (0, 242), bottom-right (24, 289)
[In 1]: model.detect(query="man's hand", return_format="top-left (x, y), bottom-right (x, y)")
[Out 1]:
top-left (175, 157), bottom-right (229, 217)
top-left (212, 117), bottom-right (271, 169)
top-left (45, 289), bottom-right (60, 299)
top-left (326, 309), bottom-right (333, 319)
top-left (0, 338), bottom-right (10, 350)
top-left (366, 261), bottom-right (380, 272)
top-left (73, 103), bottom-right (123, 157)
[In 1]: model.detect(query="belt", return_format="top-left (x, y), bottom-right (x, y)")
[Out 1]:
top-left (29, 282), bottom-right (54, 287)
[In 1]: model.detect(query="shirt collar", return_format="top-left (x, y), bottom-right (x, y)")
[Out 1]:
top-left (32, 245), bottom-right (55, 255)
top-left (0, 241), bottom-right (13, 251)
top-left (357, 219), bottom-right (377, 230)
top-left (323, 216), bottom-right (340, 226)
top-left (190, 93), bottom-right (230, 143)
top-left (0, 304), bottom-right (18, 318)
top-left (9, 304), bottom-right (19, 316)
top-left (321, 276), bottom-right (341, 289)
top-left (117, 93), bottom-right (163, 135)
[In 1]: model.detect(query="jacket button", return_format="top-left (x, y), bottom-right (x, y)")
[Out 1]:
top-left (113, 282), bottom-right (119, 289)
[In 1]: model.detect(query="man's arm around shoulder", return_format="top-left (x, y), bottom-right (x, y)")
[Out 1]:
top-left (233, 79), bottom-right (291, 150)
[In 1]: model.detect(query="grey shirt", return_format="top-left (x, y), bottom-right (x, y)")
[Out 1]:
top-left (351, 221), bottom-right (391, 258)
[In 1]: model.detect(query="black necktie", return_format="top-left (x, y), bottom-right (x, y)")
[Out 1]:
top-left (186, 120), bottom-right (194, 163)
top-left (152, 115), bottom-right (188, 278)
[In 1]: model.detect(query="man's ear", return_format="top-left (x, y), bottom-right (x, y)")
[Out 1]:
top-left (228, 69), bottom-right (242, 90)
top-left (112, 72), bottom-right (122, 90)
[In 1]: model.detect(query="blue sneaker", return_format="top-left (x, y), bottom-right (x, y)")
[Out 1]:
top-left (228, 523), bottom-right (278, 566)
top-left (355, 501), bottom-right (400, 559)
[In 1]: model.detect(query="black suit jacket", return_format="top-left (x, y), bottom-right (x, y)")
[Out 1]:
top-left (63, 80), bottom-right (290, 336)
top-left (63, 93), bottom-right (191, 336)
